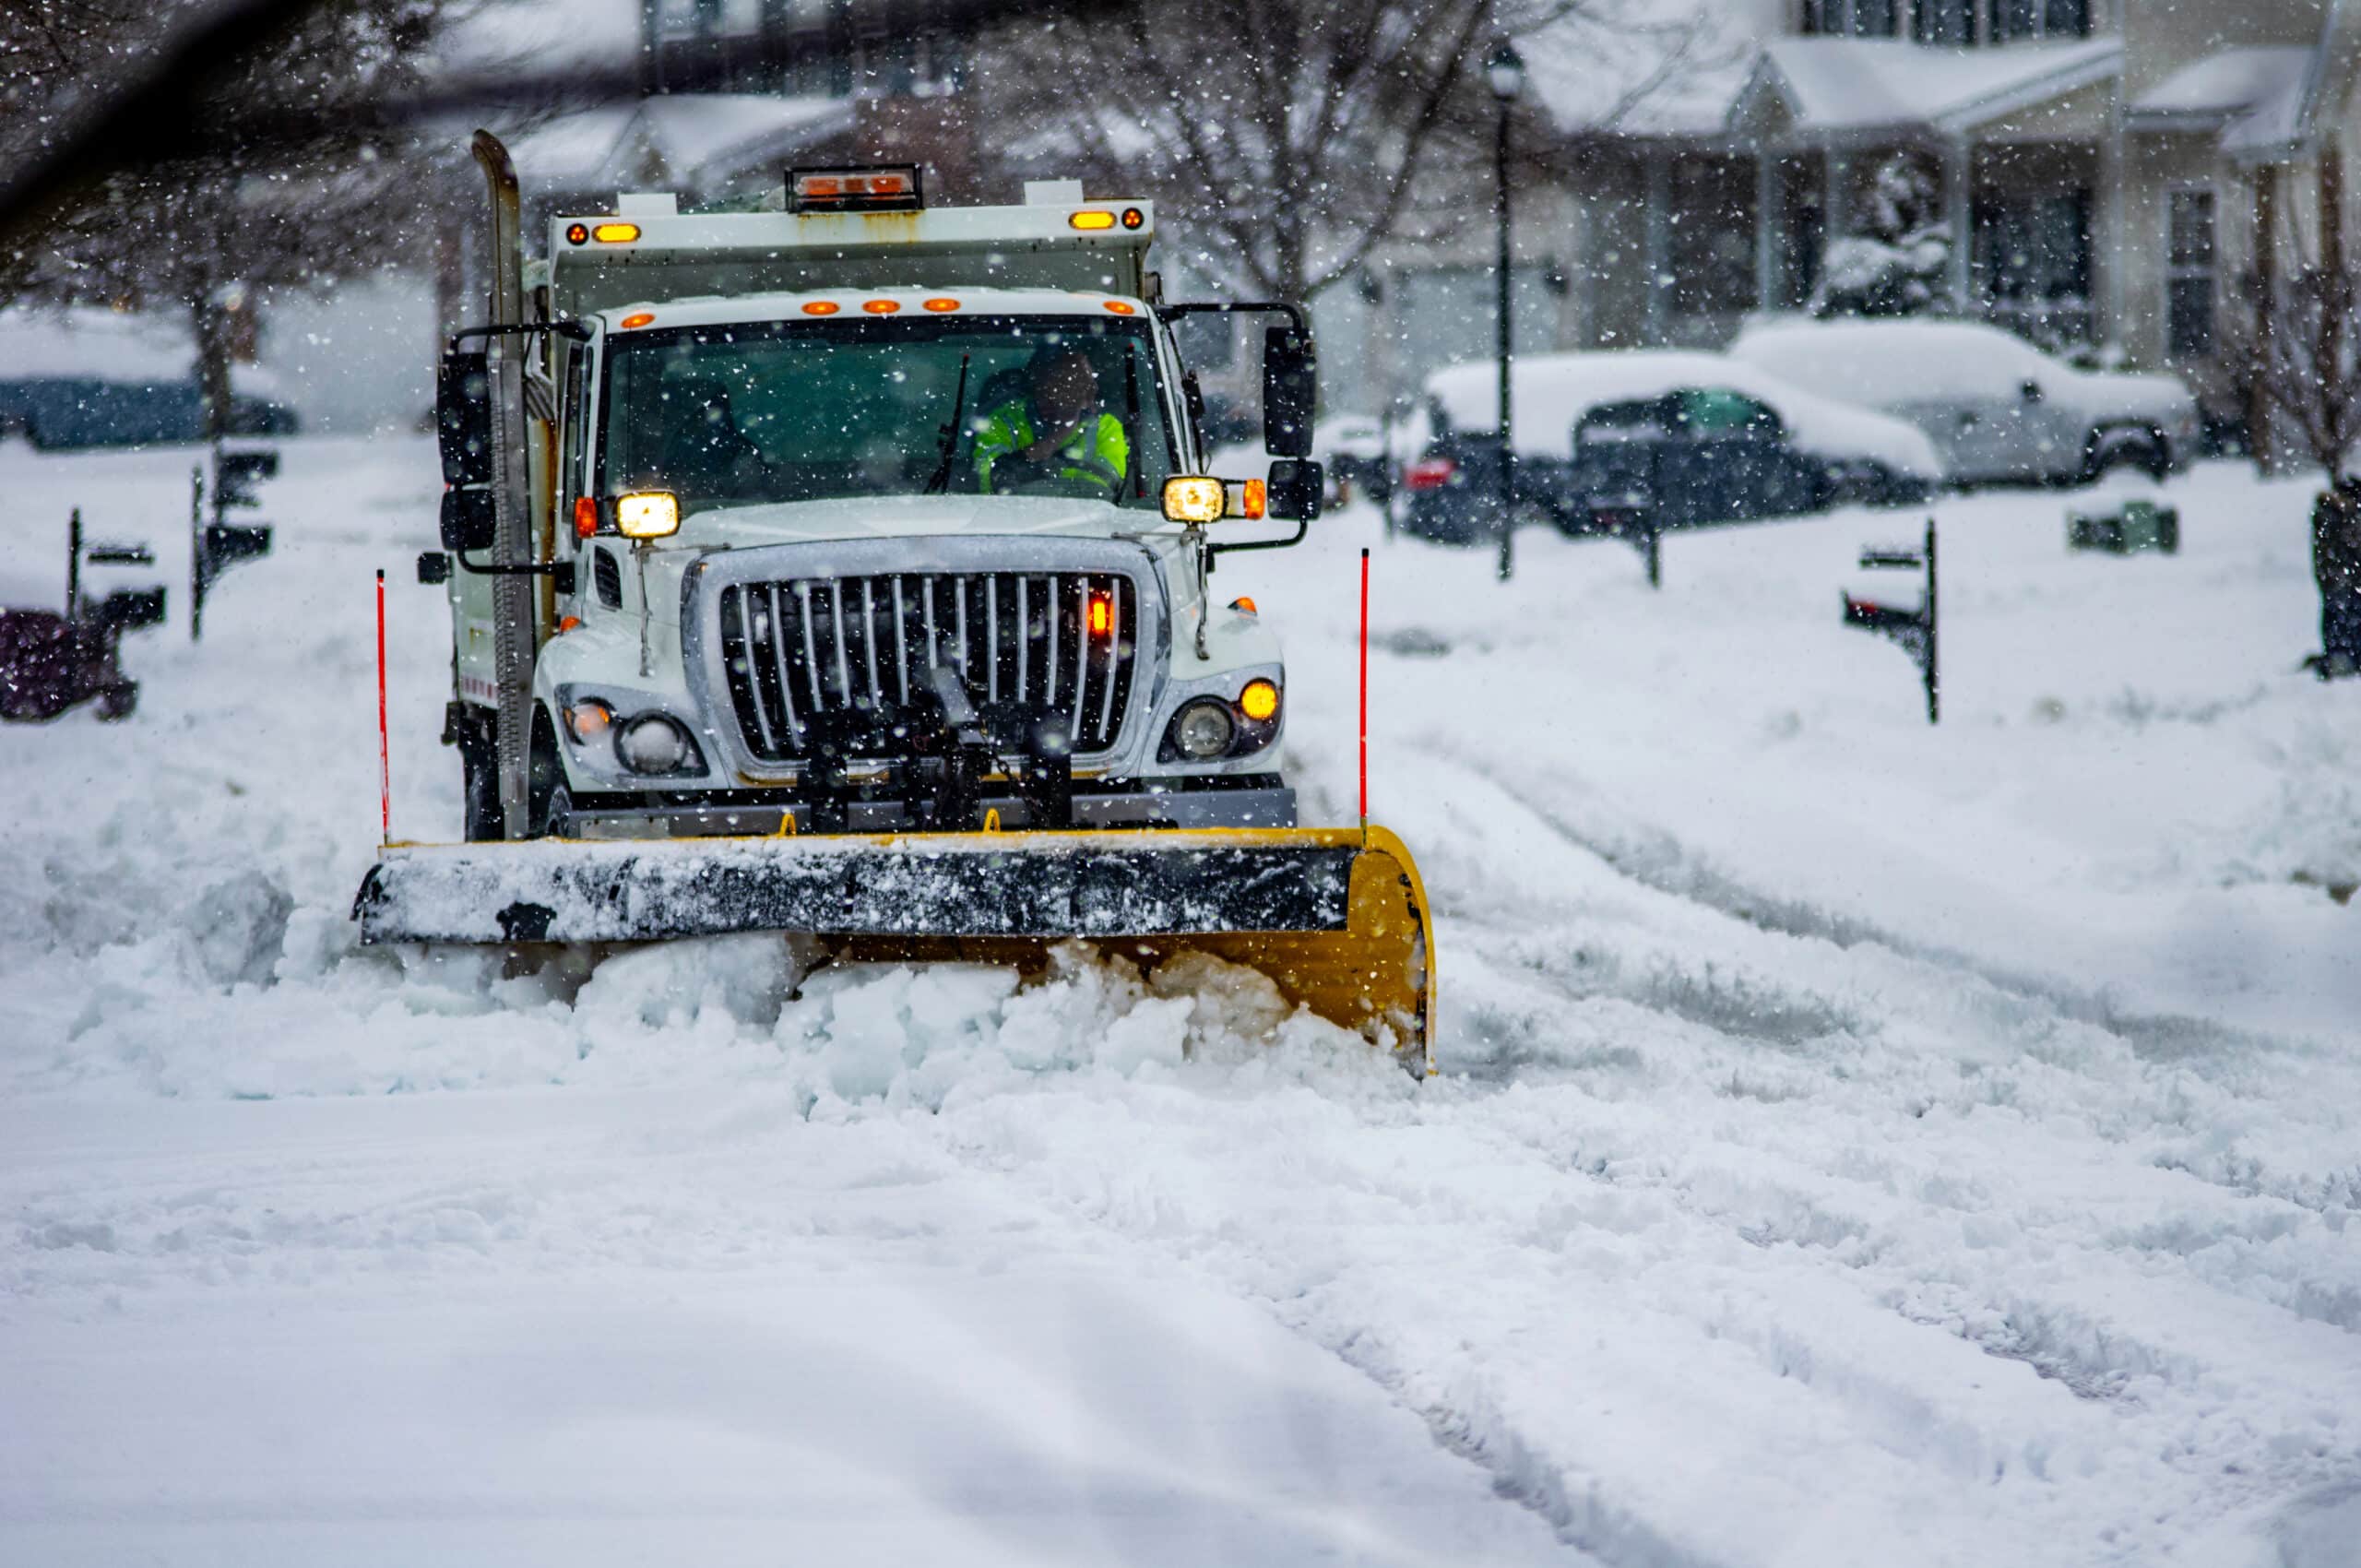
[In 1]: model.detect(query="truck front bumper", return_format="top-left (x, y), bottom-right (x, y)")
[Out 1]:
top-left (558, 785), bottom-right (1298, 840)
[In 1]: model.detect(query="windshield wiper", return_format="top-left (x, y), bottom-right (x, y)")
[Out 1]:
top-left (923, 352), bottom-right (972, 495)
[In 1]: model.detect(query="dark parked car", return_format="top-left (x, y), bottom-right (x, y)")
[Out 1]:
top-left (1399, 430), bottom-right (1568, 544)
top-left (0, 378), bottom-right (297, 450)
top-left (1561, 389), bottom-right (1839, 532)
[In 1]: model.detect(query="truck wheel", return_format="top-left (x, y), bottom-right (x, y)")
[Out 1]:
top-left (460, 742), bottom-right (504, 842)
top-left (527, 714), bottom-right (571, 838)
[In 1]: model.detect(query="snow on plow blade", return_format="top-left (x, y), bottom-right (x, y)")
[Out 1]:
top-left (354, 826), bottom-right (1434, 1072)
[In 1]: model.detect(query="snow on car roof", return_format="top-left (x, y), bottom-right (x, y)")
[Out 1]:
top-left (596, 289), bottom-right (1151, 332)
top-left (1422, 349), bottom-right (1942, 478)
top-left (0, 305), bottom-right (281, 397)
top-left (1729, 316), bottom-right (2054, 408)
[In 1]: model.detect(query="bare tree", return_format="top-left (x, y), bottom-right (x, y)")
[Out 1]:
top-left (976, 0), bottom-right (1702, 305)
top-left (0, 0), bottom-right (502, 437)
top-left (2247, 150), bottom-right (2361, 673)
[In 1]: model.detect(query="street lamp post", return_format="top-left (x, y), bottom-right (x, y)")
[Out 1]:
top-left (1488, 38), bottom-right (1525, 583)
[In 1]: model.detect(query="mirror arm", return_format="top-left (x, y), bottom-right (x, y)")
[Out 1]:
top-left (1206, 518), bottom-right (1310, 564)
top-left (456, 550), bottom-right (576, 595)
top-left (446, 319), bottom-right (592, 352)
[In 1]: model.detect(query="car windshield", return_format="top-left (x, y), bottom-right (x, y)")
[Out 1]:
top-left (599, 314), bottom-right (1176, 512)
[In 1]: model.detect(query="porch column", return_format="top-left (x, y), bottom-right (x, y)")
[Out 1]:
top-left (1946, 139), bottom-right (1972, 314)
top-left (2096, 116), bottom-right (2126, 349)
top-left (1755, 148), bottom-right (1778, 313)
top-left (1644, 149), bottom-right (1670, 344)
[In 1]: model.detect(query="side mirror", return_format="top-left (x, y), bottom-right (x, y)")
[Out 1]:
top-left (2020, 378), bottom-right (2045, 405)
top-left (1266, 458), bottom-right (1323, 522)
top-left (440, 486), bottom-right (496, 552)
top-left (437, 350), bottom-right (495, 488)
top-left (417, 551), bottom-right (452, 586)
top-left (1262, 327), bottom-right (1314, 457)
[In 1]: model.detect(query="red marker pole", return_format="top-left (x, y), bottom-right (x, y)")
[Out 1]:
top-left (1358, 547), bottom-right (1370, 832)
top-left (375, 568), bottom-right (391, 847)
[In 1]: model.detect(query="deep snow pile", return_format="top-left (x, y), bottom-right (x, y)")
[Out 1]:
top-left (3, 434), bottom-right (2359, 1567)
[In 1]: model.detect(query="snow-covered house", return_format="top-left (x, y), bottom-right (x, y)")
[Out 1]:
top-left (1344, 0), bottom-right (2360, 431)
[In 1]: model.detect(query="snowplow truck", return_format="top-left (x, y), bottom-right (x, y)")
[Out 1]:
top-left (355, 140), bottom-right (1434, 1070)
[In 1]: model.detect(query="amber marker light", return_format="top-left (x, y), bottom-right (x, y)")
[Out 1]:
top-left (1069, 210), bottom-right (1117, 230)
top-left (1103, 300), bottom-right (1137, 315)
top-left (1121, 207), bottom-right (1145, 229)
top-left (862, 299), bottom-right (902, 314)
top-left (618, 311), bottom-right (656, 329)
top-left (1238, 679), bottom-right (1280, 722)
top-left (1087, 590), bottom-right (1114, 638)
top-left (922, 297), bottom-right (961, 312)
top-left (1239, 477), bottom-right (1267, 519)
top-left (615, 492), bottom-right (681, 539)
top-left (573, 496), bottom-right (599, 538)
top-left (802, 301), bottom-right (840, 315)
top-left (1162, 476), bottom-right (1225, 524)
top-left (564, 222), bottom-right (589, 245)
top-left (592, 221), bottom-right (641, 244)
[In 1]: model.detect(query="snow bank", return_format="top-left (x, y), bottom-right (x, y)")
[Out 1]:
top-left (1423, 349), bottom-right (1944, 477)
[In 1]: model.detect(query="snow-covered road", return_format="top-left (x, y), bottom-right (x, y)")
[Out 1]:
top-left (4, 435), bottom-right (2356, 1566)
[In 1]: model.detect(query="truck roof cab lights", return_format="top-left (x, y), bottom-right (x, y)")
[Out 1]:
top-left (789, 165), bottom-right (924, 214)
top-left (1103, 300), bottom-right (1137, 315)
top-left (618, 311), bottom-right (656, 329)
top-left (802, 301), bottom-right (841, 315)
top-left (922, 297), bottom-right (960, 312)
top-left (861, 299), bottom-right (902, 314)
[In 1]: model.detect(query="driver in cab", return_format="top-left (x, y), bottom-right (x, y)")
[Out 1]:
top-left (971, 348), bottom-right (1129, 498)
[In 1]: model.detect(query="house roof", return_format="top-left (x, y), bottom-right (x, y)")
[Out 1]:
top-left (2218, 0), bottom-right (2361, 165)
top-left (2129, 46), bottom-right (2314, 125)
top-left (1738, 37), bottom-right (2121, 138)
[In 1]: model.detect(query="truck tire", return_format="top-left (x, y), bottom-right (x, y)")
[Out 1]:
top-left (460, 741), bottom-right (504, 842)
top-left (527, 712), bottom-right (570, 838)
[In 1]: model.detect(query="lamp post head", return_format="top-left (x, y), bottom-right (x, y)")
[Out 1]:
top-left (1487, 39), bottom-right (1525, 103)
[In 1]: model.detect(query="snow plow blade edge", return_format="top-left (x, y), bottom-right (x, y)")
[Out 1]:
top-left (354, 826), bottom-right (1434, 1072)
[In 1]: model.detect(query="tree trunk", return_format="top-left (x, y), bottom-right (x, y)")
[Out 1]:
top-left (2314, 482), bottom-right (2361, 673)
top-left (190, 291), bottom-right (236, 445)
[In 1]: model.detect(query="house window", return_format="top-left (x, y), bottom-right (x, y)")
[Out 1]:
top-left (1988, 0), bottom-right (2091, 39)
top-left (1914, 0), bottom-right (1973, 43)
top-left (2166, 189), bottom-right (2216, 356)
top-left (1668, 155), bottom-right (1760, 316)
top-left (1802, 0), bottom-right (1898, 36)
top-left (1974, 189), bottom-right (2093, 302)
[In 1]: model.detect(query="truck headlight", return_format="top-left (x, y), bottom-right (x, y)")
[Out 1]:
top-left (1170, 699), bottom-right (1236, 760)
top-left (617, 714), bottom-right (697, 774)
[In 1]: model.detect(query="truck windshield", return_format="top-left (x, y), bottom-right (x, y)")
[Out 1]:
top-left (599, 315), bottom-right (1177, 512)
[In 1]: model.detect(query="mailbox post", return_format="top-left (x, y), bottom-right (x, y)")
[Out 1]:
top-left (190, 444), bottom-right (277, 640)
top-left (1842, 517), bottom-right (1939, 724)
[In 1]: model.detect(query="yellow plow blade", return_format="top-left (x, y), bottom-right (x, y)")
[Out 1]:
top-left (354, 826), bottom-right (1434, 1074)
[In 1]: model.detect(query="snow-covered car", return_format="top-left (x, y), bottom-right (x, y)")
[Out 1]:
top-left (1729, 316), bottom-right (2201, 488)
top-left (1401, 350), bottom-right (1943, 542)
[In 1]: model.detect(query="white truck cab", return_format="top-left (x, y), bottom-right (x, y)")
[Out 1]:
top-left (425, 165), bottom-right (1323, 842)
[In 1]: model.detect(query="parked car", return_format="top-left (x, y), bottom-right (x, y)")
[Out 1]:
top-left (1399, 350), bottom-right (1941, 545)
top-left (1729, 316), bottom-right (2201, 488)
top-left (0, 306), bottom-right (299, 450)
top-left (1313, 413), bottom-right (1393, 506)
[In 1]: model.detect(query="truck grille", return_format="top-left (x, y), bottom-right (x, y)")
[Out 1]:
top-left (716, 571), bottom-right (1139, 763)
